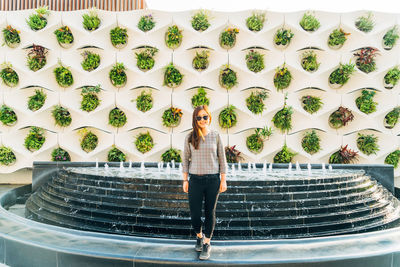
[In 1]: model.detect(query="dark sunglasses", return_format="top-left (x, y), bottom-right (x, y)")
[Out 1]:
top-left (196, 115), bottom-right (209, 121)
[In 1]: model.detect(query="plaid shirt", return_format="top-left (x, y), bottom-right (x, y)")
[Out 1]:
top-left (182, 130), bottom-right (227, 175)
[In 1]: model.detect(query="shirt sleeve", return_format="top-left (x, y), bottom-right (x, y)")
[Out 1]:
top-left (182, 133), bottom-right (191, 173)
top-left (217, 132), bottom-right (227, 174)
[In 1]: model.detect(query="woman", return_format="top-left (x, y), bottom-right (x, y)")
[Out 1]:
top-left (182, 105), bottom-right (227, 260)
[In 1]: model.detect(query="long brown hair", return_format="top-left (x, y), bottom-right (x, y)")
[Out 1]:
top-left (188, 105), bottom-right (212, 150)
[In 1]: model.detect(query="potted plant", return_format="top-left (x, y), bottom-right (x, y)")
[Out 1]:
top-left (28, 89), bottom-right (47, 111)
top-left (383, 66), bottom-right (400, 89)
top-left (353, 47), bottom-right (379, 73)
top-left (135, 47), bottom-right (158, 72)
top-left (51, 147), bottom-right (71, 161)
top-left (219, 105), bottom-right (237, 129)
top-left (109, 107), bottom-right (127, 128)
top-left (134, 90), bottom-right (153, 112)
top-left (0, 146), bottom-right (16, 166)
top-left (328, 62), bottom-right (356, 88)
top-left (219, 27), bottom-right (239, 49)
top-left (301, 95), bottom-right (323, 114)
top-left (246, 126), bottom-right (272, 154)
top-left (27, 44), bottom-right (48, 71)
top-left (135, 131), bottom-right (154, 153)
top-left (26, 6), bottom-right (49, 31)
top-left (302, 130), bottom-right (321, 155)
top-left (219, 64), bottom-right (237, 89)
top-left (78, 128), bottom-right (98, 153)
top-left (81, 51), bottom-right (100, 71)
top-left (52, 105), bottom-right (72, 127)
top-left (192, 50), bottom-right (210, 71)
top-left (273, 144), bottom-right (297, 163)
top-left (163, 63), bottom-right (183, 88)
top-left (82, 9), bottom-right (101, 31)
top-left (328, 106), bottom-right (354, 129)
top-left (0, 63), bottom-right (19, 87)
top-left (300, 51), bottom-right (320, 72)
top-left (384, 107), bottom-right (400, 129)
top-left (272, 105), bottom-right (293, 133)
top-left (108, 146), bottom-right (126, 162)
top-left (225, 145), bottom-right (244, 163)
top-left (246, 12), bottom-right (266, 32)
top-left (24, 126), bottom-right (46, 152)
top-left (355, 12), bottom-right (374, 33)
top-left (138, 14), bottom-right (155, 32)
top-left (54, 62), bottom-right (73, 87)
top-left (299, 12), bottom-right (320, 32)
top-left (3, 25), bottom-right (21, 48)
top-left (328, 28), bottom-right (350, 49)
top-left (329, 144), bottom-right (358, 164)
top-left (355, 90), bottom-right (377, 114)
top-left (54, 26), bottom-right (74, 48)
top-left (382, 26), bottom-right (399, 50)
top-left (356, 133), bottom-right (379, 155)
top-left (0, 105), bottom-right (17, 126)
top-left (246, 90), bottom-right (268, 114)
top-left (80, 85), bottom-right (101, 112)
top-left (161, 148), bottom-right (182, 163)
top-left (191, 10), bottom-right (210, 32)
top-left (110, 26), bottom-right (128, 49)
top-left (165, 25), bottom-right (182, 49)
top-left (384, 150), bottom-right (400, 168)
top-left (273, 64), bottom-right (292, 90)
top-left (109, 62), bottom-right (127, 87)
top-left (162, 107), bottom-right (183, 127)
top-left (274, 28), bottom-right (294, 48)
top-left (191, 87), bottom-right (210, 108)
top-left (245, 49), bottom-right (264, 73)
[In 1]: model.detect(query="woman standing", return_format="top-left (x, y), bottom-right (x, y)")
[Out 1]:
top-left (182, 105), bottom-right (227, 260)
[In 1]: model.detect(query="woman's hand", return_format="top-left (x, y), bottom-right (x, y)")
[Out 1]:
top-left (219, 179), bottom-right (227, 193)
top-left (183, 180), bottom-right (189, 193)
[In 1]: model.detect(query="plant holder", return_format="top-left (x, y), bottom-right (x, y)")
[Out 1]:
top-left (383, 78), bottom-right (394, 89)
top-left (246, 135), bottom-right (264, 154)
top-left (192, 59), bottom-right (209, 71)
top-left (328, 42), bottom-right (343, 50)
top-left (58, 41), bottom-right (74, 49)
top-left (168, 116), bottom-right (181, 128)
top-left (165, 32), bottom-right (181, 49)
top-left (114, 43), bottom-right (127, 49)
top-left (219, 33), bottom-right (236, 49)
top-left (328, 81), bottom-right (343, 89)
top-left (5, 40), bottom-right (20, 49)
top-left (382, 39), bottom-right (393, 51)
top-left (110, 77), bottom-right (127, 88)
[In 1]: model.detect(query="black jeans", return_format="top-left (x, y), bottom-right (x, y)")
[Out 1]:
top-left (188, 173), bottom-right (221, 239)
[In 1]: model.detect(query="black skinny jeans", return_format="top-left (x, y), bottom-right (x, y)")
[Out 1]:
top-left (188, 173), bottom-right (221, 239)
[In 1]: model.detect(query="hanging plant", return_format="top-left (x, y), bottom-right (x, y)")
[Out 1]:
top-left (301, 95), bottom-right (323, 114)
top-left (26, 6), bottom-right (49, 31)
top-left (27, 44), bottom-right (48, 72)
top-left (24, 127), bottom-right (46, 152)
top-left (355, 90), bottom-right (377, 114)
top-left (219, 28), bottom-right (239, 49)
top-left (246, 90), bottom-right (268, 114)
top-left (219, 105), bottom-right (237, 129)
top-left (161, 148), bottom-right (182, 163)
top-left (135, 131), bottom-right (154, 154)
top-left (110, 26), bottom-right (128, 48)
top-left (383, 66), bottom-right (400, 89)
top-left (51, 147), bottom-right (71, 161)
top-left (329, 145), bottom-right (359, 164)
top-left (273, 144), bottom-right (297, 163)
top-left (28, 89), bottom-right (47, 111)
top-left (81, 85), bottom-right (101, 112)
top-left (328, 62), bottom-right (356, 88)
top-left (108, 146), bottom-right (126, 162)
top-left (54, 26), bottom-right (74, 48)
top-left (384, 150), bottom-right (400, 168)
top-left (191, 10), bottom-right (210, 32)
top-left (0, 105), bottom-right (17, 126)
top-left (109, 107), bottom-right (127, 128)
top-left (299, 12), bottom-right (320, 32)
top-left (225, 145), bottom-right (244, 163)
top-left (138, 14), bottom-right (155, 32)
top-left (356, 133), bottom-right (379, 155)
top-left (300, 51), bottom-right (320, 72)
top-left (0, 146), bottom-right (16, 166)
top-left (355, 12), bottom-right (374, 33)
top-left (165, 25), bottom-right (182, 49)
top-left (219, 64), bottom-right (237, 89)
top-left (353, 47), bottom-right (379, 73)
top-left (78, 128), bottom-right (98, 153)
top-left (328, 106), bottom-right (354, 129)
top-left (191, 87), bottom-right (210, 108)
top-left (274, 28), bottom-right (294, 47)
top-left (109, 62), bottom-right (127, 87)
top-left (273, 64), bottom-right (292, 91)
top-left (82, 9), bottom-right (101, 31)
top-left (328, 28), bottom-right (350, 49)
top-left (246, 12), bottom-right (266, 32)
top-left (192, 50), bottom-right (210, 71)
top-left (54, 62), bottom-right (73, 87)
top-left (272, 106), bottom-right (293, 133)
top-left (162, 107), bottom-right (183, 127)
top-left (384, 107), bottom-right (400, 129)
top-left (3, 25), bottom-right (21, 48)
top-left (382, 26), bottom-right (399, 50)
top-left (246, 126), bottom-right (273, 154)
top-left (163, 63), bottom-right (183, 88)
top-left (245, 49), bottom-right (264, 73)
top-left (81, 51), bottom-right (100, 72)
top-left (52, 105), bottom-right (72, 127)
top-left (135, 47), bottom-right (158, 71)
top-left (134, 90), bottom-right (153, 112)
top-left (0, 63), bottom-right (19, 87)
top-left (301, 130), bottom-right (321, 155)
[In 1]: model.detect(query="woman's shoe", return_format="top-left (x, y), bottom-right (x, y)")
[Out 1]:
top-left (195, 236), bottom-right (204, 252)
top-left (199, 243), bottom-right (211, 260)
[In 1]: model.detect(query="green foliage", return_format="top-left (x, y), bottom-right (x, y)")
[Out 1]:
top-left (219, 28), bottom-right (239, 48)
top-left (245, 49), bottom-right (264, 73)
top-left (109, 107), bottom-right (127, 128)
top-left (272, 105), bottom-right (293, 133)
top-left (24, 127), bottom-right (46, 151)
top-left (328, 62), bottom-right (356, 86)
top-left (164, 63), bottom-right (183, 87)
top-left (27, 44), bottom-right (47, 71)
top-left (191, 10), bottom-right (210, 31)
top-left (192, 50), bottom-right (209, 71)
top-left (246, 12), bottom-right (266, 32)
top-left (109, 62), bottom-right (127, 87)
top-left (328, 28), bottom-right (350, 47)
top-left (219, 65), bottom-right (237, 89)
top-left (246, 126), bottom-right (272, 153)
top-left (0, 105), bottom-right (17, 126)
top-left (108, 146), bottom-right (126, 162)
top-left (28, 89), bottom-right (47, 111)
top-left (54, 26), bottom-right (74, 45)
top-left (79, 129), bottom-right (98, 153)
top-left (329, 106), bottom-right (354, 129)
top-left (51, 147), bottom-right (71, 161)
top-left (52, 105), bottom-right (72, 127)
top-left (0, 64), bottom-right (19, 87)
top-left (138, 14), bottom-right (155, 32)
top-left (82, 10), bottom-right (101, 31)
top-left (329, 145), bottom-right (358, 164)
top-left (110, 26), bottom-right (128, 47)
top-left (165, 25), bottom-right (182, 49)
top-left (273, 144), bottom-right (297, 163)
top-left (134, 90), bottom-right (153, 112)
top-left (354, 47), bottom-right (378, 73)
top-left (299, 12), bottom-right (320, 32)
top-left (161, 148), bottom-right (182, 163)
top-left (383, 26), bottom-right (399, 49)
top-left (81, 51), bottom-right (100, 71)
top-left (162, 107), bottom-right (182, 127)
top-left (3, 25), bottom-right (21, 47)
top-left (246, 90), bottom-right (268, 114)
top-left (81, 85), bottom-right (101, 112)
top-left (273, 64), bottom-right (292, 90)
top-left (54, 63), bottom-right (73, 87)
top-left (384, 150), bottom-right (400, 168)
top-left (135, 132), bottom-right (154, 153)
top-left (355, 12), bottom-right (374, 33)
top-left (274, 28), bottom-right (294, 46)
top-left (301, 51), bottom-right (320, 72)
top-left (135, 47), bottom-right (158, 71)
top-left (384, 66), bottom-right (400, 86)
top-left (0, 146), bottom-right (16, 166)
top-left (27, 6), bottom-right (49, 31)
top-left (191, 87), bottom-right (210, 108)
top-left (301, 130), bottom-right (321, 154)
top-left (225, 145), bottom-right (244, 163)
top-left (219, 105), bottom-right (237, 129)
top-left (356, 133), bottom-right (379, 155)
top-left (301, 95), bottom-right (323, 114)
top-left (384, 107), bottom-right (400, 129)
top-left (355, 90), bottom-right (377, 114)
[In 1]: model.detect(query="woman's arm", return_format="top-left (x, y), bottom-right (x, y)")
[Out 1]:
top-left (182, 134), bottom-right (191, 193)
top-left (217, 132), bottom-right (228, 192)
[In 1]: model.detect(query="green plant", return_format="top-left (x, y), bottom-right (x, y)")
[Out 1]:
top-left (51, 147), bottom-right (71, 161)
top-left (54, 62), bottom-right (73, 87)
top-left (24, 127), bottom-right (46, 151)
top-left (0, 146), bottom-right (16, 165)
top-left (163, 63), bottom-right (183, 88)
top-left (273, 144), bottom-right (297, 163)
top-left (328, 28), bottom-right (350, 48)
top-left (272, 106), bottom-right (293, 133)
top-left (246, 12), bottom-right (266, 32)
top-left (3, 25), bottom-right (21, 47)
top-left (384, 107), bottom-right (400, 129)
top-left (135, 131), bottom-right (154, 153)
top-left (0, 63), bottom-right (19, 87)
top-left (274, 28), bottom-right (294, 46)
top-left (354, 47), bottom-right (379, 73)
top-left (301, 95), bottom-right (323, 114)
top-left (219, 105), bottom-right (237, 128)
top-left (0, 105), bottom-right (17, 126)
top-left (219, 28), bottom-right (239, 49)
top-left (219, 65), bottom-right (237, 89)
top-left (78, 128), bottom-right (98, 153)
top-left (225, 145), bottom-right (244, 163)
top-left (110, 26), bottom-right (128, 47)
top-left (246, 126), bottom-right (272, 153)
top-left (328, 62), bottom-right (356, 86)
top-left (384, 66), bottom-right (400, 87)
top-left (135, 47), bottom-right (158, 71)
top-left (355, 90), bottom-right (377, 114)
top-left (246, 90), bottom-right (268, 114)
top-left (82, 9), bottom-right (101, 31)
top-left (161, 148), bottom-right (182, 163)
top-left (162, 107), bottom-right (182, 127)
top-left (302, 130), bottom-right (321, 154)
top-left (356, 133), bottom-right (379, 155)
top-left (192, 50), bottom-right (210, 71)
top-left (383, 26), bottom-right (399, 49)
top-left (138, 14), bottom-right (155, 32)
top-left (108, 146), bottom-right (126, 162)
top-left (134, 90), bottom-right (153, 112)
top-left (109, 107), bottom-right (127, 128)
top-left (191, 87), bottom-right (210, 108)
top-left (273, 64), bottom-right (292, 90)
top-left (165, 25), bottom-right (182, 49)
top-left (81, 85), bottom-right (101, 112)
top-left (191, 10), bottom-right (210, 31)
top-left (329, 106), bottom-right (354, 129)
top-left (54, 26), bottom-right (74, 46)
top-left (52, 105), bottom-right (71, 127)
top-left (301, 51), bottom-right (320, 72)
top-left (329, 145), bottom-right (359, 164)
top-left (26, 6), bottom-right (49, 31)
top-left (355, 12), bottom-right (374, 33)
top-left (28, 89), bottom-right (46, 111)
top-left (109, 62), bottom-right (127, 87)
top-left (81, 51), bottom-right (100, 71)
top-left (385, 150), bottom-right (400, 168)
top-left (27, 44), bottom-right (48, 71)
top-left (299, 12), bottom-right (320, 32)
top-left (245, 50), bottom-right (264, 73)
